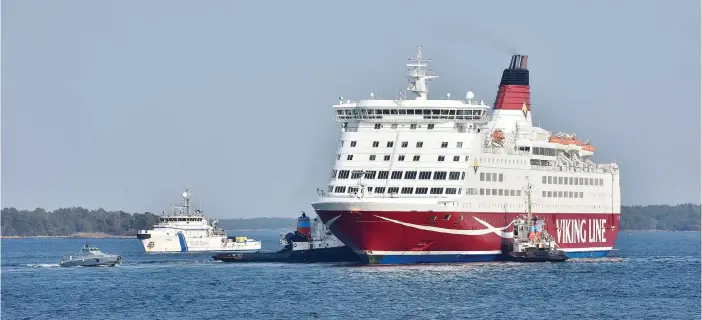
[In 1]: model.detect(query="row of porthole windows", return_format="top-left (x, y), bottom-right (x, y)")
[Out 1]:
top-left (332, 169), bottom-right (466, 181)
top-left (340, 140), bottom-right (464, 149)
top-left (543, 175), bottom-right (604, 186)
top-left (330, 185), bottom-right (463, 195)
top-left (338, 154), bottom-right (468, 162)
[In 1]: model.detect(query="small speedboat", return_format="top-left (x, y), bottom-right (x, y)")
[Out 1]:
top-left (59, 243), bottom-right (122, 267)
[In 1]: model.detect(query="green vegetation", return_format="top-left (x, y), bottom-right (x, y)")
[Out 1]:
top-left (1, 204), bottom-right (699, 237)
top-left (620, 203), bottom-right (700, 231)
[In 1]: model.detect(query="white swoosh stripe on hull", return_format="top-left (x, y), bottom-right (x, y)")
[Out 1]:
top-left (358, 250), bottom-right (502, 255)
top-left (374, 215), bottom-right (513, 238)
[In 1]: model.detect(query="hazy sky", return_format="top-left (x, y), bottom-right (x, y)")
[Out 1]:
top-left (2, 0), bottom-right (700, 217)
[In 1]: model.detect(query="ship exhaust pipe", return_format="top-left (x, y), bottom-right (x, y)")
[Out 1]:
top-left (493, 53), bottom-right (531, 112)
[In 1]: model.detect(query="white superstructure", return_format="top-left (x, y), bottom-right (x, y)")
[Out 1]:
top-left (137, 187), bottom-right (262, 253)
top-left (319, 47), bottom-right (620, 216)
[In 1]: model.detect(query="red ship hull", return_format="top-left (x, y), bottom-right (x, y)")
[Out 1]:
top-left (314, 209), bottom-right (619, 265)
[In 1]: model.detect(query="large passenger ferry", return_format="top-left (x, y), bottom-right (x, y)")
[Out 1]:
top-left (311, 47), bottom-right (620, 265)
top-left (137, 187), bottom-right (262, 253)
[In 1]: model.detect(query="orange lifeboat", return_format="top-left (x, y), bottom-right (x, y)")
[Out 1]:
top-left (580, 144), bottom-right (595, 157)
top-left (492, 130), bottom-right (505, 142)
top-left (548, 136), bottom-right (563, 144)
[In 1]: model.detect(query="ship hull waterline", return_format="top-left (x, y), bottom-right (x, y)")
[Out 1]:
top-left (314, 209), bottom-right (618, 265)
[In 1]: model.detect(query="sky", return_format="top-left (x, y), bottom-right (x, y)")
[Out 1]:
top-left (2, 0), bottom-right (700, 217)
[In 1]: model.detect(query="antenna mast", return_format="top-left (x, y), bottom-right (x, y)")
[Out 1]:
top-left (406, 46), bottom-right (438, 100)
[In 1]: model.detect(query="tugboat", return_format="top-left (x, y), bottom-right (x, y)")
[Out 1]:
top-left (503, 183), bottom-right (569, 263)
top-left (59, 243), bottom-right (123, 267)
top-left (213, 212), bottom-right (360, 263)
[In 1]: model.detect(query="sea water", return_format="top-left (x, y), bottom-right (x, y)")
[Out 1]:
top-left (2, 231), bottom-right (700, 319)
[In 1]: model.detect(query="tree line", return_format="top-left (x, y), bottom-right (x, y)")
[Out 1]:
top-left (1, 204), bottom-right (700, 237)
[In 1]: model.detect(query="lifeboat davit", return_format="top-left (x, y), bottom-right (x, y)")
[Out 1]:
top-left (580, 144), bottom-right (595, 157)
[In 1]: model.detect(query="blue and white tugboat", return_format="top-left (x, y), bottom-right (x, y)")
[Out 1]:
top-left (59, 243), bottom-right (123, 267)
top-left (504, 183), bottom-right (569, 263)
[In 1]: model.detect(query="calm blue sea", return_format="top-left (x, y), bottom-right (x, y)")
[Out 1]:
top-left (2, 231), bottom-right (700, 319)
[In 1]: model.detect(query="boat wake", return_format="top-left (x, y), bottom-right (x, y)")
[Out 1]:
top-left (25, 263), bottom-right (60, 268)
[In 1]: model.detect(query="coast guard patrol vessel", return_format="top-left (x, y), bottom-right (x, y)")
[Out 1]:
top-left (137, 187), bottom-right (262, 253)
top-left (312, 46), bottom-right (620, 264)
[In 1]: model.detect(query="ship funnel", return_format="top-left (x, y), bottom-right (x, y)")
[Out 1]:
top-left (493, 54), bottom-right (531, 111)
top-left (296, 212), bottom-right (311, 238)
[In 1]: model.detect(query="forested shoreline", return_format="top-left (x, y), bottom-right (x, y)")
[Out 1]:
top-left (1, 204), bottom-right (700, 237)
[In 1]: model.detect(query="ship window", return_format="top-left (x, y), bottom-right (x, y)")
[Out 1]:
top-left (459, 214), bottom-right (464, 220)
top-left (453, 156), bottom-right (460, 162)
top-left (589, 178), bottom-right (593, 185)
top-left (369, 155), bottom-right (376, 161)
top-left (600, 179), bottom-right (604, 186)
top-left (510, 190), bottom-right (516, 196)
top-left (574, 178), bottom-right (579, 185)
top-left (419, 171), bottom-right (432, 180)
top-left (441, 142), bottom-right (448, 148)
top-left (365, 171), bottom-right (377, 179)
top-left (338, 170), bottom-right (350, 179)
top-left (499, 173), bottom-right (504, 182)
top-left (517, 190), bottom-right (521, 196)
top-left (584, 178), bottom-right (588, 185)
top-left (383, 155), bottom-right (391, 161)
top-left (480, 188), bottom-right (485, 195)
top-left (429, 215), bottom-right (437, 221)
top-left (415, 187), bottom-right (428, 194)
top-left (548, 176), bottom-right (553, 184)
top-left (388, 187), bottom-right (399, 194)
top-left (410, 124), bottom-right (417, 129)
top-left (449, 172), bottom-right (461, 180)
top-left (492, 173), bottom-right (497, 181)
top-left (492, 189), bottom-right (498, 195)
top-left (413, 155), bottom-right (420, 161)
top-left (579, 178), bottom-right (584, 185)
top-left (542, 191), bottom-right (546, 197)
top-left (372, 141), bottom-right (379, 147)
top-left (351, 171), bottom-right (364, 179)
top-left (433, 171), bottom-right (447, 180)
top-left (348, 187), bottom-right (359, 194)
top-left (542, 176), bottom-right (547, 184)
top-left (558, 177), bottom-right (564, 184)
top-left (399, 109), bottom-right (406, 115)
top-left (486, 173), bottom-right (491, 181)
top-left (457, 142), bottom-right (463, 148)
top-left (445, 188), bottom-right (457, 194)
top-left (404, 171), bottom-right (417, 179)
top-left (558, 191), bottom-right (562, 197)
top-left (391, 124), bottom-right (398, 129)
top-left (331, 170), bottom-right (337, 179)
top-left (334, 186), bottom-right (346, 193)
top-left (398, 155), bottom-right (405, 161)
top-left (382, 109), bottom-right (390, 114)
top-left (443, 214), bottom-right (451, 220)
top-left (387, 141), bottom-right (394, 148)
top-left (416, 141), bottom-right (424, 148)
top-left (401, 141), bottom-right (408, 148)
top-left (401, 187), bottom-right (414, 194)
top-left (568, 177), bottom-right (573, 185)
top-left (438, 156), bottom-right (445, 162)
top-left (350, 141), bottom-right (357, 147)
top-left (480, 172), bottom-right (485, 181)
top-left (499, 189), bottom-right (504, 196)
top-left (347, 155), bottom-right (353, 160)
top-left (430, 188), bottom-right (444, 194)
top-left (579, 192), bottom-right (583, 198)
top-left (569, 191), bottom-right (574, 198)
top-left (374, 187), bottom-right (386, 194)
top-left (378, 171), bottom-right (389, 179)
top-left (428, 124), bottom-right (435, 130)
top-left (391, 171), bottom-right (403, 179)
top-left (337, 154), bottom-right (341, 160)
top-left (374, 124), bottom-right (381, 129)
